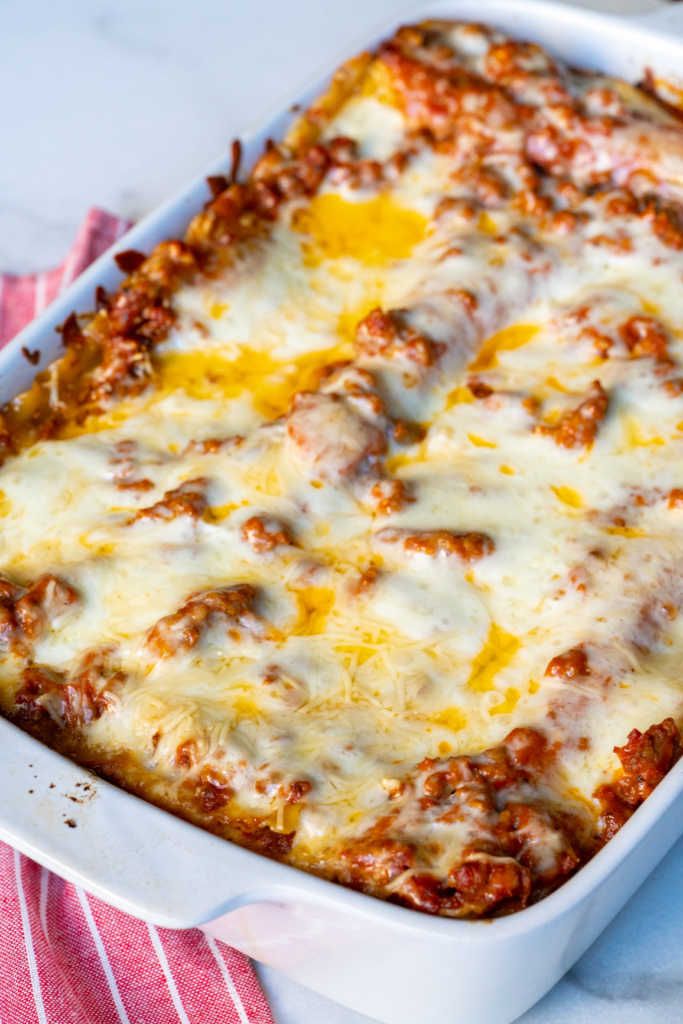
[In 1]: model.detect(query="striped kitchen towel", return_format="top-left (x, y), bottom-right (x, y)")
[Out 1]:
top-left (0, 208), bottom-right (274, 1024)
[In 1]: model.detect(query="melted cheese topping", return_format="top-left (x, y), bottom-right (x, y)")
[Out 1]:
top-left (295, 193), bottom-right (429, 265)
top-left (1, 23), bottom-right (683, 894)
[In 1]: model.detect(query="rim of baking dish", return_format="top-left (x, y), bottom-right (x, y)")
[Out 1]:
top-left (0, 0), bottom-right (681, 938)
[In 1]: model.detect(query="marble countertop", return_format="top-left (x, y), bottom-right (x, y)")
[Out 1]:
top-left (2, 1), bottom-right (681, 1022)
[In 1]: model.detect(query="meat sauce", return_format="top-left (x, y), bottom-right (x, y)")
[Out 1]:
top-left (0, 20), bottom-right (681, 918)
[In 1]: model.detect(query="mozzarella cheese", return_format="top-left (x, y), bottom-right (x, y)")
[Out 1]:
top-left (1, 21), bottom-right (682, 908)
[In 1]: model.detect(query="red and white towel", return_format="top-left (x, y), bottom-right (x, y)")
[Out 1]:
top-left (0, 208), bottom-right (274, 1024)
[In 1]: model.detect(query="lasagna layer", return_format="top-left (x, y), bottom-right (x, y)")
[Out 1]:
top-left (0, 20), bottom-right (682, 918)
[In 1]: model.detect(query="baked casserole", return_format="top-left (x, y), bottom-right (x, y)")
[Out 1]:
top-left (0, 19), bottom-right (682, 918)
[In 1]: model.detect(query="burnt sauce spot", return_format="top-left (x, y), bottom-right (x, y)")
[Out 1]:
top-left (59, 775), bottom-right (98, 806)
top-left (21, 346), bottom-right (40, 366)
top-left (61, 784), bottom-right (96, 805)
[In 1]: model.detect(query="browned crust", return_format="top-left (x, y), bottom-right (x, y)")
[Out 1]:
top-left (12, 711), bottom-right (680, 919)
top-left (0, 53), bottom-right (377, 459)
top-left (8, 717), bottom-right (297, 860)
top-left (1, 19), bottom-right (683, 920)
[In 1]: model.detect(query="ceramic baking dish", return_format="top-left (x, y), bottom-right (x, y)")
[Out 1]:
top-left (2, 2), bottom-right (683, 1022)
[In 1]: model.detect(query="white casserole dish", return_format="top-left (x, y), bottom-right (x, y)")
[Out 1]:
top-left (1, 2), bottom-right (683, 1022)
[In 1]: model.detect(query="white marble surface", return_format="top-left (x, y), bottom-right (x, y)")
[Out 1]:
top-left (0, 0), bottom-right (663, 273)
top-left (1, 1), bottom-right (682, 1022)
